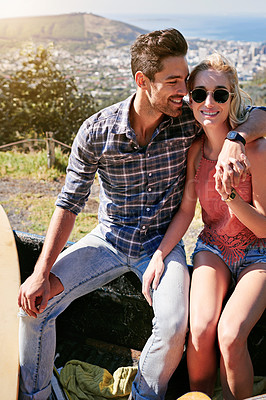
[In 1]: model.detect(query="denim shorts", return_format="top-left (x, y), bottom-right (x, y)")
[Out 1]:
top-left (191, 238), bottom-right (266, 280)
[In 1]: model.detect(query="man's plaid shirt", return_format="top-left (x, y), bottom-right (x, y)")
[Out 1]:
top-left (56, 95), bottom-right (198, 258)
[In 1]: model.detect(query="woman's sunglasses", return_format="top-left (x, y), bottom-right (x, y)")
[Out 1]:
top-left (190, 88), bottom-right (234, 104)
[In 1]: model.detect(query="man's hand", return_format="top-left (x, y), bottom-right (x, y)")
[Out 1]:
top-left (215, 140), bottom-right (250, 194)
top-left (18, 272), bottom-right (51, 318)
top-left (142, 251), bottom-right (165, 306)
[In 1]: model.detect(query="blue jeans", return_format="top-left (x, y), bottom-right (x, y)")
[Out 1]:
top-left (19, 225), bottom-right (190, 400)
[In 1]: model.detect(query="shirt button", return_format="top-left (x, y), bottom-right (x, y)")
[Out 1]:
top-left (148, 188), bottom-right (152, 192)
top-left (147, 153), bottom-right (150, 157)
top-left (142, 226), bottom-right (146, 230)
top-left (148, 173), bottom-right (152, 177)
top-left (146, 208), bottom-right (150, 212)
top-left (134, 146), bottom-right (138, 150)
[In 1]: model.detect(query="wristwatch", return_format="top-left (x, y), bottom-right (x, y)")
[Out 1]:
top-left (223, 188), bottom-right (237, 202)
top-left (226, 131), bottom-right (246, 146)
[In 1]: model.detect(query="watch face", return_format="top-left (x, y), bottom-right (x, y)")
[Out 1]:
top-left (228, 131), bottom-right (237, 140)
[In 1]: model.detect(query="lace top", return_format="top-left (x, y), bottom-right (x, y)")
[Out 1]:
top-left (194, 138), bottom-right (265, 264)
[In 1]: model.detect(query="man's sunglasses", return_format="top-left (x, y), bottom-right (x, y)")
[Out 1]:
top-left (190, 88), bottom-right (234, 104)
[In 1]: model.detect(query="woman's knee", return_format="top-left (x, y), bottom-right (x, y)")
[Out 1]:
top-left (218, 318), bottom-right (246, 364)
top-left (190, 318), bottom-right (217, 351)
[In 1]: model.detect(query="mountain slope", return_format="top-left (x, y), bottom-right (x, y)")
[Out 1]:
top-left (0, 13), bottom-right (147, 49)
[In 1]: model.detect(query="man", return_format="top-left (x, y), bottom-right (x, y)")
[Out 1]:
top-left (18, 29), bottom-right (266, 400)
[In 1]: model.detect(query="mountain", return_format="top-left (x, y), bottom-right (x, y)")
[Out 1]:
top-left (0, 13), bottom-right (148, 51)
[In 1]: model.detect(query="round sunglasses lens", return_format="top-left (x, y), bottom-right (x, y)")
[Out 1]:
top-left (213, 89), bottom-right (229, 103)
top-left (192, 89), bottom-right (206, 103)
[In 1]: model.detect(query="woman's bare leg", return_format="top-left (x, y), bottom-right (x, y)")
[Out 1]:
top-left (187, 251), bottom-right (231, 396)
top-left (218, 263), bottom-right (266, 400)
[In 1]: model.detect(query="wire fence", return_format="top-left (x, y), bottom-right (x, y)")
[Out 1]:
top-left (0, 137), bottom-right (71, 150)
top-left (0, 135), bottom-right (71, 168)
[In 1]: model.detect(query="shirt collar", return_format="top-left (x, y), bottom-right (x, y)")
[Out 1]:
top-left (112, 93), bottom-right (173, 140)
top-left (111, 94), bottom-right (135, 136)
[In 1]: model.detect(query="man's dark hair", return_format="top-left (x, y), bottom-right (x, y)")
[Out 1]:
top-left (131, 28), bottom-right (188, 81)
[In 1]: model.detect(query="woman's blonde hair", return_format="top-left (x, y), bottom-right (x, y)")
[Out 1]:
top-left (187, 53), bottom-right (252, 128)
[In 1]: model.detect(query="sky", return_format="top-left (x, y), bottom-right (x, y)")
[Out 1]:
top-left (0, 0), bottom-right (266, 19)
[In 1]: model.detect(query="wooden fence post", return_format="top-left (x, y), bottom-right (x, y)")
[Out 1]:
top-left (46, 132), bottom-right (55, 168)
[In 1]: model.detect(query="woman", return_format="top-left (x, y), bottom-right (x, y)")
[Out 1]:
top-left (142, 53), bottom-right (266, 399)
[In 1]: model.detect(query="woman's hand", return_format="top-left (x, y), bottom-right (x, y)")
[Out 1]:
top-left (142, 250), bottom-right (165, 306)
top-left (215, 140), bottom-right (250, 194)
top-left (215, 181), bottom-right (232, 201)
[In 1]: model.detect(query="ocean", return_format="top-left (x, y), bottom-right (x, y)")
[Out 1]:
top-left (103, 13), bottom-right (266, 43)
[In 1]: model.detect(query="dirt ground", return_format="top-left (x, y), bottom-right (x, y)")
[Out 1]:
top-left (0, 177), bottom-right (100, 232)
top-left (0, 176), bottom-right (201, 259)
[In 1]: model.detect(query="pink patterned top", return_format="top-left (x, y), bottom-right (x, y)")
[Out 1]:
top-left (194, 138), bottom-right (265, 264)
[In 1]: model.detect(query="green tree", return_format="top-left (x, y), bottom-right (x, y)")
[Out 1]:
top-left (243, 68), bottom-right (266, 106)
top-left (0, 76), bottom-right (15, 143)
top-left (0, 44), bottom-right (97, 145)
